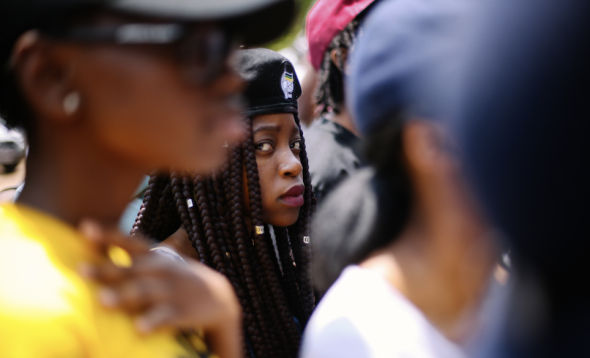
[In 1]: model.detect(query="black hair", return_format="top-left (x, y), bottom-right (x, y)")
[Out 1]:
top-left (0, 66), bottom-right (35, 132)
top-left (311, 110), bottom-right (413, 291)
top-left (133, 113), bottom-right (316, 358)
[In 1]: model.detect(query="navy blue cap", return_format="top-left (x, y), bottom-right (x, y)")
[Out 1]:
top-left (347, 0), bottom-right (472, 135)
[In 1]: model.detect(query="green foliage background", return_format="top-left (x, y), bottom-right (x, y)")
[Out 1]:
top-left (268, 0), bottom-right (316, 50)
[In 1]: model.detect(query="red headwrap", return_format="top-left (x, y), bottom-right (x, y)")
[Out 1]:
top-left (306, 0), bottom-right (376, 71)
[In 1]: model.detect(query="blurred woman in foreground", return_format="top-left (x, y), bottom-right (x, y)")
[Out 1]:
top-left (0, 0), bottom-right (294, 357)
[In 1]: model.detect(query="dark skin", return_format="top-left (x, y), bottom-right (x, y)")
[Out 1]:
top-left (9, 12), bottom-right (244, 358)
top-left (160, 112), bottom-right (304, 258)
top-left (253, 113), bottom-right (304, 227)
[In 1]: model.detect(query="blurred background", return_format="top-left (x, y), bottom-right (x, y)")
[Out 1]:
top-left (0, 117), bottom-right (25, 202)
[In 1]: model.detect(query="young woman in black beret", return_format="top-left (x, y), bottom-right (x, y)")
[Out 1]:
top-left (133, 48), bottom-right (315, 358)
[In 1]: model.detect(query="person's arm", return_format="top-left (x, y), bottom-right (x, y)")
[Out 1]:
top-left (184, 260), bottom-right (242, 358)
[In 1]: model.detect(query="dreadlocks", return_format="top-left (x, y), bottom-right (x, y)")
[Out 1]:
top-left (132, 113), bottom-right (315, 358)
top-left (314, 20), bottom-right (361, 116)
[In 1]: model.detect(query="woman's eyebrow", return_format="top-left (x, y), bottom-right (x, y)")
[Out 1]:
top-left (291, 125), bottom-right (301, 136)
top-left (253, 124), bottom-right (281, 134)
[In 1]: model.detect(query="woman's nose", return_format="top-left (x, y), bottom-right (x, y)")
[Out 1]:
top-left (279, 150), bottom-right (303, 178)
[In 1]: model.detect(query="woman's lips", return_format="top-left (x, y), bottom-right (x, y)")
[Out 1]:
top-left (281, 194), bottom-right (304, 207)
top-left (280, 185), bottom-right (305, 207)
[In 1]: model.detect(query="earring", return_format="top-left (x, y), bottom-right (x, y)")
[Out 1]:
top-left (63, 92), bottom-right (80, 115)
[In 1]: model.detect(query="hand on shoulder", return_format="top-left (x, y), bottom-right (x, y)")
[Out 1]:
top-left (78, 220), bottom-right (241, 358)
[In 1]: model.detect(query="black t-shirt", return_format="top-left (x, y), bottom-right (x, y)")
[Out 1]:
top-left (304, 117), bottom-right (363, 205)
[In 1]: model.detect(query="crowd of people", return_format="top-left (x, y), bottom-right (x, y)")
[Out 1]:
top-left (1, 0), bottom-right (588, 357)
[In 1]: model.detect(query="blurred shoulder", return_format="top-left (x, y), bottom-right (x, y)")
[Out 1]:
top-left (301, 266), bottom-right (398, 358)
top-left (0, 204), bottom-right (91, 356)
top-left (0, 204), bottom-right (211, 358)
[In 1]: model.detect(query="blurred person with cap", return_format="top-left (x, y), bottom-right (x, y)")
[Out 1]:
top-left (444, 0), bottom-right (590, 357)
top-left (0, 0), bottom-right (295, 357)
top-left (302, 0), bottom-right (376, 205)
top-left (301, 0), bottom-right (498, 357)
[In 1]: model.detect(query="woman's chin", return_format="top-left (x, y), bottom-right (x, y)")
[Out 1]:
top-left (265, 212), bottom-right (300, 228)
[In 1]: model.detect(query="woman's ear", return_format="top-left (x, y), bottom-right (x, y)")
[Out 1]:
top-left (12, 31), bottom-right (81, 125)
top-left (329, 48), bottom-right (349, 73)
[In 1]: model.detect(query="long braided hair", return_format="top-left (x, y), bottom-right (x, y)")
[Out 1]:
top-left (132, 112), bottom-right (315, 358)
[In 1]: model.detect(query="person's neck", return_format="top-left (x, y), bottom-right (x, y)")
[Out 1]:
top-left (328, 105), bottom-right (360, 138)
top-left (360, 206), bottom-right (496, 343)
top-left (17, 131), bottom-right (146, 228)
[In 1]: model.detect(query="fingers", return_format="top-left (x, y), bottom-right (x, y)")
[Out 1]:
top-left (136, 304), bottom-right (178, 334)
top-left (76, 221), bottom-right (207, 333)
top-left (81, 253), bottom-right (181, 287)
top-left (79, 219), bottom-right (151, 256)
top-left (80, 259), bottom-right (134, 287)
top-left (87, 254), bottom-right (241, 335)
top-left (126, 253), bottom-right (186, 277)
top-left (78, 220), bottom-right (110, 256)
top-left (98, 277), bottom-right (170, 313)
top-left (83, 255), bottom-right (188, 313)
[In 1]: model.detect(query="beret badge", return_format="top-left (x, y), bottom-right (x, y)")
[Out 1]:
top-left (280, 63), bottom-right (295, 100)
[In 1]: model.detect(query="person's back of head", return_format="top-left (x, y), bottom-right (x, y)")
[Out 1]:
top-left (312, 0), bottom-right (484, 293)
top-left (312, 119), bottom-right (411, 291)
top-left (309, 1), bottom-right (498, 346)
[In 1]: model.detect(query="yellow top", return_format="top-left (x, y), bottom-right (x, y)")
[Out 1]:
top-left (0, 204), bottom-right (214, 358)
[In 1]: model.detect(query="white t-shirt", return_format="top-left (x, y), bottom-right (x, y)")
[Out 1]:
top-left (301, 265), bottom-right (466, 358)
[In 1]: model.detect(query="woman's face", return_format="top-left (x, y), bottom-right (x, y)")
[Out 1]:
top-left (253, 113), bottom-right (304, 227)
top-left (48, 17), bottom-right (244, 174)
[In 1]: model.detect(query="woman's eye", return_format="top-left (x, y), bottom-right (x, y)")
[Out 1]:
top-left (256, 143), bottom-right (273, 151)
top-left (291, 141), bottom-right (301, 150)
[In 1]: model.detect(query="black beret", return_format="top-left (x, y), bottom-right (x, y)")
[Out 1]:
top-left (234, 48), bottom-right (301, 117)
